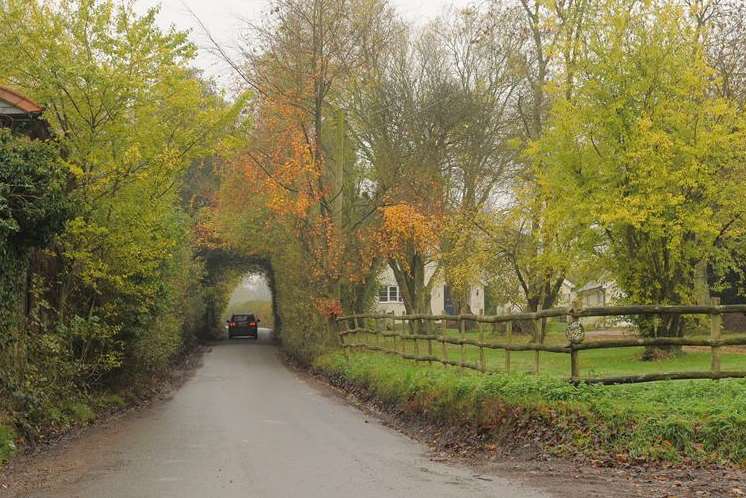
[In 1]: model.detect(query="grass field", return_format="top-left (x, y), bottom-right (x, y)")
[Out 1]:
top-left (348, 319), bottom-right (746, 379)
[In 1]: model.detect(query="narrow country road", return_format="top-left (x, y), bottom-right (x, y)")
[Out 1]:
top-left (17, 330), bottom-right (549, 498)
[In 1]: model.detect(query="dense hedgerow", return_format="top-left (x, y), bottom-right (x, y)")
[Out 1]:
top-left (0, 2), bottom-right (238, 453)
top-left (315, 352), bottom-right (746, 465)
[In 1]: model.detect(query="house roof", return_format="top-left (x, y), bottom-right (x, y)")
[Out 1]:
top-left (576, 281), bottom-right (606, 293)
top-left (0, 86), bottom-right (43, 114)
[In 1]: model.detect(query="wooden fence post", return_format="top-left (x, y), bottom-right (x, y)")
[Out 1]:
top-left (352, 316), bottom-right (359, 351)
top-left (459, 315), bottom-right (465, 370)
top-left (399, 316), bottom-right (404, 354)
top-left (357, 319), bottom-right (363, 352)
top-left (394, 316), bottom-right (399, 353)
top-left (479, 320), bottom-right (486, 372)
top-left (711, 297), bottom-right (722, 377)
top-left (393, 316), bottom-right (398, 354)
top-left (568, 310), bottom-right (580, 380)
top-left (365, 318), bottom-right (371, 349)
top-left (428, 333), bottom-right (433, 364)
top-left (505, 320), bottom-right (512, 374)
top-left (533, 308), bottom-right (542, 375)
top-left (381, 319), bottom-right (386, 352)
top-left (442, 333), bottom-right (449, 365)
top-left (339, 319), bottom-right (350, 360)
top-left (570, 345), bottom-right (579, 381)
top-left (381, 318), bottom-right (385, 347)
top-left (414, 319), bottom-right (420, 357)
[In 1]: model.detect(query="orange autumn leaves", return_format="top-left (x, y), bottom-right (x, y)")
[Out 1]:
top-left (220, 92), bottom-right (445, 317)
top-left (374, 202), bottom-right (442, 271)
top-left (226, 97), bottom-right (349, 296)
top-left (243, 99), bottom-right (321, 219)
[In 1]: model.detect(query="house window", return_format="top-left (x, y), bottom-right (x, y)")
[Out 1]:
top-left (378, 287), bottom-right (388, 302)
top-left (388, 286), bottom-right (399, 303)
top-left (379, 286), bottom-right (403, 303)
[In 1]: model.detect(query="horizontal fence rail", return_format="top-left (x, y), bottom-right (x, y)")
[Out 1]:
top-left (335, 301), bottom-right (746, 385)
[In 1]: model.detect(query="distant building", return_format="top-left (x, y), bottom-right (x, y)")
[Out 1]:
top-left (375, 263), bottom-right (485, 316)
top-left (575, 280), bottom-right (627, 328)
top-left (556, 279), bottom-right (576, 307)
top-left (0, 86), bottom-right (49, 139)
top-left (493, 279), bottom-right (576, 315)
top-left (575, 280), bottom-right (622, 307)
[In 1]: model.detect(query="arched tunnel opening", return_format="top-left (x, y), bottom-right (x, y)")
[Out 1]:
top-left (199, 249), bottom-right (281, 343)
top-left (223, 273), bottom-right (273, 339)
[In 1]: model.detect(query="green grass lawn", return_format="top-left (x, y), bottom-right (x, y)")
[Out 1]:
top-left (334, 317), bottom-right (746, 465)
top-left (353, 319), bottom-right (746, 379)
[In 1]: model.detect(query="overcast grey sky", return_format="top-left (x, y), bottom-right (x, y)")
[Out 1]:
top-left (136, 0), bottom-right (471, 85)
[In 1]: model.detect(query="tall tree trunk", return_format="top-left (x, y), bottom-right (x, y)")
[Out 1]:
top-left (389, 254), bottom-right (431, 334)
top-left (640, 279), bottom-right (685, 359)
top-left (641, 313), bottom-right (684, 360)
top-left (694, 258), bottom-right (711, 305)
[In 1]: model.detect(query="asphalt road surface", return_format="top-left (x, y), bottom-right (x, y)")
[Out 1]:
top-left (26, 329), bottom-right (549, 498)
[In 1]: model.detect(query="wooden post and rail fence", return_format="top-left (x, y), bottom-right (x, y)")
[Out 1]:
top-left (335, 299), bottom-right (746, 385)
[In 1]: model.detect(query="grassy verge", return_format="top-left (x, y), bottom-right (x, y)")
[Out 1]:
top-left (0, 345), bottom-right (202, 471)
top-left (0, 425), bottom-right (17, 464)
top-left (314, 351), bottom-right (746, 465)
top-left (0, 390), bottom-right (132, 466)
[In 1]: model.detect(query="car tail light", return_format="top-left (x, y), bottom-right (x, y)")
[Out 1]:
top-left (229, 321), bottom-right (236, 327)
top-left (250, 322), bottom-right (257, 327)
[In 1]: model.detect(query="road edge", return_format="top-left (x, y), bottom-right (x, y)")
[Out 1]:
top-left (0, 344), bottom-right (209, 494)
top-left (284, 352), bottom-right (746, 498)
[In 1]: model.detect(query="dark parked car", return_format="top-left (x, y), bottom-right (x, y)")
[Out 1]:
top-left (227, 314), bottom-right (260, 340)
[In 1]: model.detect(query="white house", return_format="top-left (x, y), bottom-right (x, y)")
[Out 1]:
top-left (575, 280), bottom-right (623, 307)
top-left (556, 279), bottom-right (576, 307)
top-left (574, 280), bottom-right (628, 328)
top-left (375, 263), bottom-right (485, 316)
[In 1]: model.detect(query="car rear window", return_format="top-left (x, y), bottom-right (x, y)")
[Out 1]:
top-left (233, 314), bottom-right (256, 323)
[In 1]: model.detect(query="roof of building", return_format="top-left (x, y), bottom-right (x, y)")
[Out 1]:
top-left (576, 281), bottom-right (606, 293)
top-left (0, 86), bottom-right (43, 114)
